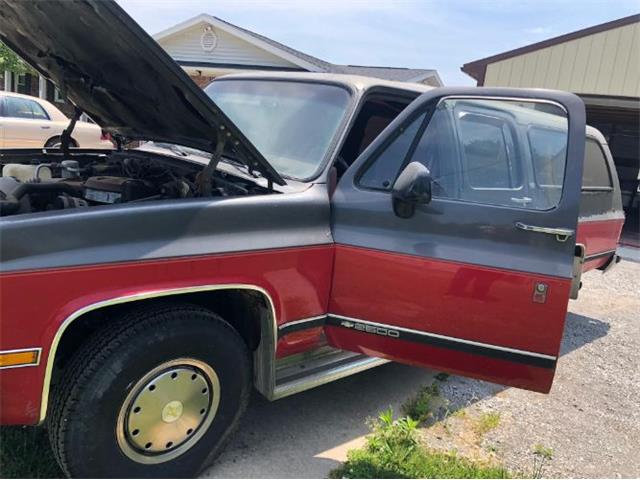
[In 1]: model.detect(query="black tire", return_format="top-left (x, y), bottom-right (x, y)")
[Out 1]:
top-left (45, 136), bottom-right (77, 148)
top-left (48, 303), bottom-right (252, 478)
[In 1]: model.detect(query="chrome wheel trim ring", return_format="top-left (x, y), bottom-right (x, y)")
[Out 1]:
top-left (116, 358), bottom-right (221, 464)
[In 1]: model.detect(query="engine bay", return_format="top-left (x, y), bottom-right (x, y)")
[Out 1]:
top-left (0, 150), bottom-right (273, 217)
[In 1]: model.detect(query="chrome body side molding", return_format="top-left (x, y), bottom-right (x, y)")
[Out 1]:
top-left (40, 284), bottom-right (278, 424)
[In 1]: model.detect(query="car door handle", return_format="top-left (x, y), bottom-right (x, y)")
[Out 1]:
top-left (40, 126), bottom-right (51, 129)
top-left (511, 196), bottom-right (532, 206)
top-left (515, 222), bottom-right (574, 242)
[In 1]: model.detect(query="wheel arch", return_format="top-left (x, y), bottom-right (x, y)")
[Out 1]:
top-left (40, 284), bottom-right (278, 424)
top-left (44, 135), bottom-right (78, 148)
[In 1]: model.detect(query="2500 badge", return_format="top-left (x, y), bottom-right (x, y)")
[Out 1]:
top-left (339, 319), bottom-right (400, 338)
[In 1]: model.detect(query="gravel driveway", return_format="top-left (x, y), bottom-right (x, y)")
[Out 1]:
top-left (422, 260), bottom-right (640, 478)
top-left (203, 260), bottom-right (639, 478)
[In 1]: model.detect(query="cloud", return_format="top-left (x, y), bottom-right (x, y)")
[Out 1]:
top-left (524, 26), bottom-right (551, 35)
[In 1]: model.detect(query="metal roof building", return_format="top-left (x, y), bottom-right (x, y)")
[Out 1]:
top-left (462, 14), bottom-right (640, 248)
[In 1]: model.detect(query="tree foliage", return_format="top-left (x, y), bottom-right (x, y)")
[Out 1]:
top-left (0, 41), bottom-right (35, 75)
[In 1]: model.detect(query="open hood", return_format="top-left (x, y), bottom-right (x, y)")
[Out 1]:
top-left (0, 0), bottom-right (285, 185)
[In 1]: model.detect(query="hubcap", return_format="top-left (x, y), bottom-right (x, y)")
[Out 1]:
top-left (161, 400), bottom-right (184, 423)
top-left (116, 359), bottom-right (220, 464)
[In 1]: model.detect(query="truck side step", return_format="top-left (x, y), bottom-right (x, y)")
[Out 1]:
top-left (272, 345), bottom-right (388, 399)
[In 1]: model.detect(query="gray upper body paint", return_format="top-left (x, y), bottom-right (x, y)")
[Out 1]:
top-left (331, 87), bottom-right (589, 279)
top-left (0, 183), bottom-right (332, 273)
top-left (0, 69), bottom-right (430, 274)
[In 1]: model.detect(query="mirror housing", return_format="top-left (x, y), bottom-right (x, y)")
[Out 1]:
top-left (391, 161), bottom-right (432, 218)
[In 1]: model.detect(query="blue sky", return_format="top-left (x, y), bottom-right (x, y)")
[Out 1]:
top-left (117, 0), bottom-right (639, 85)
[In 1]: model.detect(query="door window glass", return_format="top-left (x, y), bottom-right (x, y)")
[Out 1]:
top-left (409, 107), bottom-right (458, 197)
top-left (358, 113), bottom-right (425, 190)
top-left (363, 97), bottom-right (569, 210)
top-left (408, 99), bottom-right (568, 209)
top-left (582, 138), bottom-right (612, 188)
top-left (29, 101), bottom-right (49, 120)
top-left (5, 96), bottom-right (49, 120)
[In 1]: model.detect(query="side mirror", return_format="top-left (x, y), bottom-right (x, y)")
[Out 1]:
top-left (391, 161), bottom-right (432, 218)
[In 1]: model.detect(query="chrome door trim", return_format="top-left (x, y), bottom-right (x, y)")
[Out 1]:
top-left (277, 315), bottom-right (326, 336)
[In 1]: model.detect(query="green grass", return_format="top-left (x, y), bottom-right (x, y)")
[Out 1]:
top-left (475, 412), bottom-right (501, 436)
top-left (330, 409), bottom-right (511, 479)
top-left (0, 426), bottom-right (62, 478)
top-left (531, 444), bottom-right (554, 479)
top-left (532, 444), bottom-right (553, 460)
top-left (401, 383), bottom-right (441, 424)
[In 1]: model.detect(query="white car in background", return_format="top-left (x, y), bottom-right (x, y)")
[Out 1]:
top-left (0, 91), bottom-right (113, 149)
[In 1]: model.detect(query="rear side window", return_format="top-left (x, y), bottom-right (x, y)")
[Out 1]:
top-left (4, 96), bottom-right (49, 120)
top-left (583, 138), bottom-right (612, 189)
top-left (458, 112), bottom-right (520, 189)
top-left (529, 126), bottom-right (567, 187)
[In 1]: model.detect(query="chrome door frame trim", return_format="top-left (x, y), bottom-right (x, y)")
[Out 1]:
top-left (38, 284), bottom-right (277, 424)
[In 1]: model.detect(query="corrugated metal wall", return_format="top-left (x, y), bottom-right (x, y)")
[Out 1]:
top-left (484, 21), bottom-right (640, 97)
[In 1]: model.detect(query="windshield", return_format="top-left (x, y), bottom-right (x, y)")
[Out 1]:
top-left (206, 80), bottom-right (351, 179)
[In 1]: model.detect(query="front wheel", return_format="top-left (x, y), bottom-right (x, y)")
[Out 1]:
top-left (48, 303), bottom-right (252, 478)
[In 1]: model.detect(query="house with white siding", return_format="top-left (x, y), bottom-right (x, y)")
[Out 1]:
top-left (153, 14), bottom-right (442, 88)
top-left (2, 13), bottom-right (441, 117)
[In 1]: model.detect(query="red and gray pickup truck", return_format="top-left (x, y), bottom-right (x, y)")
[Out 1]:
top-left (0, 1), bottom-right (624, 477)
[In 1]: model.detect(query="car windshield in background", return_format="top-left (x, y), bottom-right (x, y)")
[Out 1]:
top-left (206, 80), bottom-right (351, 179)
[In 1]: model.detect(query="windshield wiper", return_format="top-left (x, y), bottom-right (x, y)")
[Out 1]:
top-left (167, 144), bottom-right (189, 157)
top-left (219, 157), bottom-right (261, 179)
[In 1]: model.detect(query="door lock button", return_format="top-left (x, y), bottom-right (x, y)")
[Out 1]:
top-left (533, 283), bottom-right (548, 303)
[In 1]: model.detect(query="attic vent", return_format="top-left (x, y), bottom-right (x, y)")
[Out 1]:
top-left (201, 26), bottom-right (218, 52)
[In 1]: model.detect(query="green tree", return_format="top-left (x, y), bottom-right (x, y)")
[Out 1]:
top-left (0, 41), bottom-right (35, 75)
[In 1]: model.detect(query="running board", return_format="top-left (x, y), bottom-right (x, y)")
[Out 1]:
top-left (271, 346), bottom-right (389, 400)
